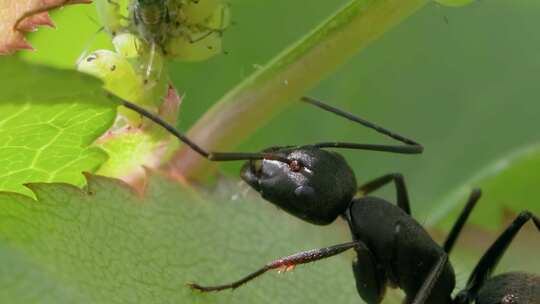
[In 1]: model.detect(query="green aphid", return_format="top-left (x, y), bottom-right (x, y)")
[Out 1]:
top-left (165, 3), bottom-right (230, 61)
top-left (77, 48), bottom-right (168, 125)
top-left (95, 0), bottom-right (230, 81)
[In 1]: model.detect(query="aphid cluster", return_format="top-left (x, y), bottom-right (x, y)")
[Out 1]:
top-left (98, 0), bottom-right (230, 63)
top-left (120, 96), bottom-right (540, 303)
top-left (78, 0), bottom-right (230, 126)
top-left (133, 0), bottom-right (229, 57)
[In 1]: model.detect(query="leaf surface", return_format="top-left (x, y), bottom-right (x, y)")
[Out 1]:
top-left (0, 173), bottom-right (375, 303)
top-left (0, 59), bottom-right (115, 196)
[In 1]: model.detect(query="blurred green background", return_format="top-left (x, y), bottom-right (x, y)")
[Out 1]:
top-left (17, 0), bottom-right (540, 297)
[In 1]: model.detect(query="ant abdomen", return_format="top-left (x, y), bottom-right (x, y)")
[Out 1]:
top-left (475, 272), bottom-right (540, 304)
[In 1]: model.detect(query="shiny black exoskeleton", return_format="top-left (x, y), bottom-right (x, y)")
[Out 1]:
top-left (241, 147), bottom-right (357, 225)
top-left (120, 97), bottom-right (539, 303)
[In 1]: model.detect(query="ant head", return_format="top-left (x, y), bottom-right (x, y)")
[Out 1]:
top-left (240, 146), bottom-right (357, 225)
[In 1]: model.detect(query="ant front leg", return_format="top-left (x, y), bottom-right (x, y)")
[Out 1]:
top-left (352, 241), bottom-right (387, 304)
top-left (188, 241), bottom-right (363, 292)
top-left (358, 173), bottom-right (411, 215)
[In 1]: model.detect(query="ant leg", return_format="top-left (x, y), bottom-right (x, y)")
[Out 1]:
top-left (120, 100), bottom-right (292, 164)
top-left (358, 173), bottom-right (411, 215)
top-left (301, 96), bottom-right (423, 154)
top-left (352, 241), bottom-right (387, 304)
top-left (393, 220), bottom-right (454, 304)
top-left (188, 241), bottom-right (363, 292)
top-left (460, 211), bottom-right (540, 299)
top-left (410, 254), bottom-right (449, 304)
top-left (442, 189), bottom-right (482, 254)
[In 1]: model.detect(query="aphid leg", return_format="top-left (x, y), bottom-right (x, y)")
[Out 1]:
top-left (410, 254), bottom-right (449, 304)
top-left (188, 3), bottom-right (229, 42)
top-left (358, 173), bottom-right (411, 215)
top-left (442, 189), bottom-right (482, 254)
top-left (187, 30), bottom-right (216, 44)
top-left (187, 241), bottom-right (363, 292)
top-left (301, 96), bottom-right (423, 154)
top-left (460, 211), bottom-right (540, 297)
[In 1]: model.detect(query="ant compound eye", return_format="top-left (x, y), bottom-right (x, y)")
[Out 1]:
top-left (288, 160), bottom-right (303, 172)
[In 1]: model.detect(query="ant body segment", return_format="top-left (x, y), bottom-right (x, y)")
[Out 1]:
top-left (120, 97), bottom-right (539, 303)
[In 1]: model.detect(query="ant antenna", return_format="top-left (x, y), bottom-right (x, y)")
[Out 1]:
top-left (120, 100), bottom-right (292, 164)
top-left (301, 96), bottom-right (423, 154)
top-left (120, 94), bottom-right (424, 165)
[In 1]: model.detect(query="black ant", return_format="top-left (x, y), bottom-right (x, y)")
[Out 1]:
top-left (119, 97), bottom-right (539, 303)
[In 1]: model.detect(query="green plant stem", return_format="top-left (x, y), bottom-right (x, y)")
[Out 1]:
top-left (168, 0), bottom-right (429, 180)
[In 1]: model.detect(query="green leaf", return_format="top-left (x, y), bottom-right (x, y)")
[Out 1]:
top-left (1, 173), bottom-right (537, 303)
top-left (95, 129), bottom-right (175, 185)
top-left (0, 58), bottom-right (115, 197)
top-left (433, 144), bottom-right (540, 230)
top-left (0, 173), bottom-right (403, 303)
